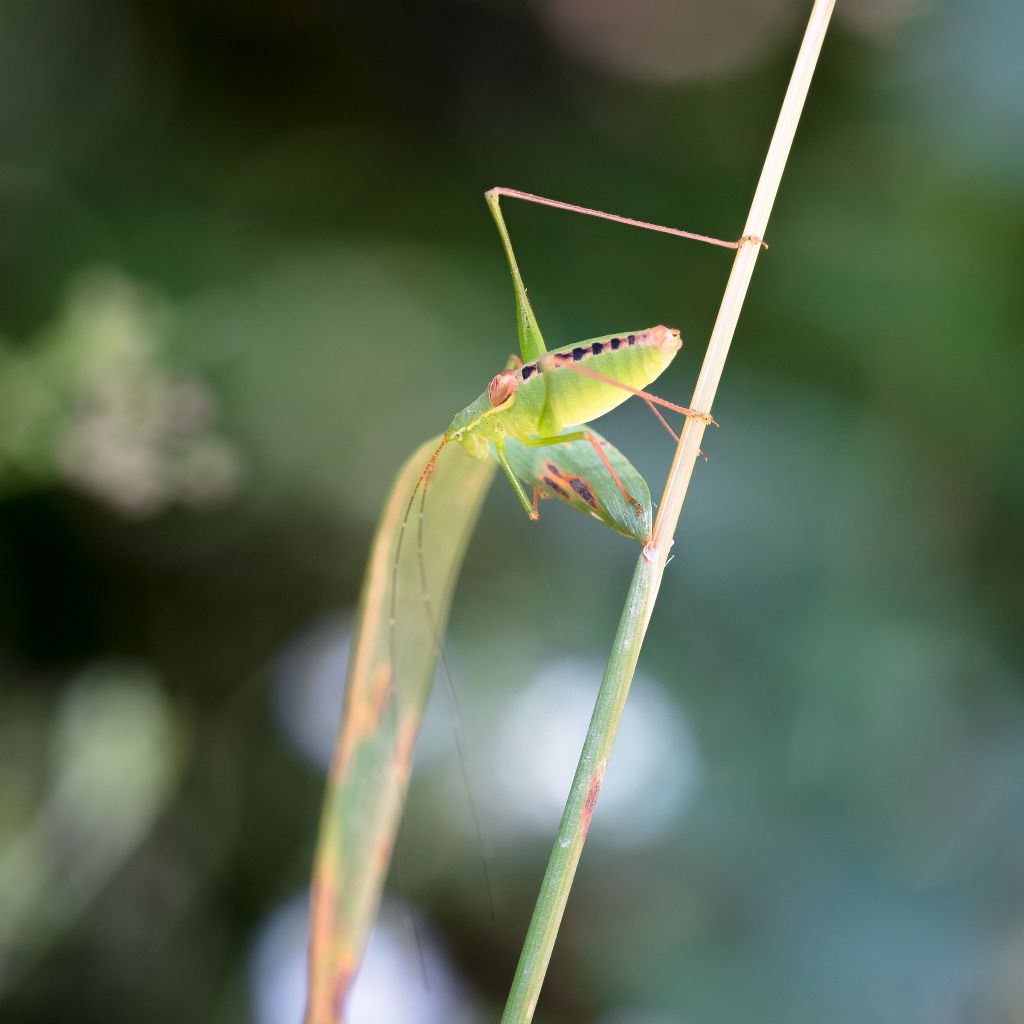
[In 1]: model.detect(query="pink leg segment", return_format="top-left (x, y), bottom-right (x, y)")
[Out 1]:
top-left (486, 187), bottom-right (765, 250)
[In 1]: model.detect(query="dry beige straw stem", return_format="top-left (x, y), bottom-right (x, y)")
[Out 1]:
top-left (648, 0), bottom-right (837, 565)
top-left (501, 2), bottom-right (837, 1020)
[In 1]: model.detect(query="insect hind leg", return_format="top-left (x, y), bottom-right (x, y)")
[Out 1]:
top-left (486, 186), bottom-right (766, 251)
top-left (556, 360), bottom-right (718, 438)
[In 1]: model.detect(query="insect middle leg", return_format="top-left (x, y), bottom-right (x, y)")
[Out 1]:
top-left (494, 440), bottom-right (542, 520)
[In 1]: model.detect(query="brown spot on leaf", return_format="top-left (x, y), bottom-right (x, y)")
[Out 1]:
top-left (373, 833), bottom-right (396, 869)
top-left (581, 763), bottom-right (606, 840)
top-left (369, 664), bottom-right (392, 724)
top-left (333, 663), bottom-right (392, 781)
top-left (569, 475), bottom-right (599, 509)
top-left (542, 475), bottom-right (571, 500)
top-left (331, 962), bottom-right (356, 1022)
top-left (393, 717), bottom-right (420, 781)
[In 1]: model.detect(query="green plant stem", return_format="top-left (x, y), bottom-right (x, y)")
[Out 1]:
top-left (500, 555), bottom-right (657, 1024)
top-left (501, 2), bottom-right (836, 1021)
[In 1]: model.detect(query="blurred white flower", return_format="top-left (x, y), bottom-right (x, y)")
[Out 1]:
top-left (249, 894), bottom-right (478, 1024)
top-left (0, 661), bottom-right (185, 977)
top-left (489, 657), bottom-right (699, 848)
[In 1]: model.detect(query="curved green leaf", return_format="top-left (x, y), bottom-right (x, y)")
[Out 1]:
top-left (505, 428), bottom-right (652, 543)
top-left (305, 438), bottom-right (494, 1024)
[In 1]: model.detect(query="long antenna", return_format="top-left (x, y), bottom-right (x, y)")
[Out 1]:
top-left (415, 468), bottom-right (496, 920)
top-left (387, 436), bottom-right (450, 724)
top-left (382, 434), bottom-right (451, 997)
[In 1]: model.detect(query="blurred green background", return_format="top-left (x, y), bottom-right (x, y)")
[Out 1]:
top-left (1, 1), bottom-right (1023, 1022)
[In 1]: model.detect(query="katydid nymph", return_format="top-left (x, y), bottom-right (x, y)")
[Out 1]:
top-left (389, 185), bottom-right (754, 714)
top-left (401, 187), bottom-right (755, 549)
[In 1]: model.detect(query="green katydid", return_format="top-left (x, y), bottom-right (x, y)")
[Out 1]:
top-left (386, 185), bottom-right (753, 851)
top-left (388, 186), bottom-right (762, 694)
top-left (389, 188), bottom-right (758, 676)
top-left (400, 187), bottom-right (758, 545)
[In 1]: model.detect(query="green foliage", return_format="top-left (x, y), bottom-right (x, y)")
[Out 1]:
top-left (505, 427), bottom-right (652, 542)
top-left (306, 438), bottom-right (494, 1022)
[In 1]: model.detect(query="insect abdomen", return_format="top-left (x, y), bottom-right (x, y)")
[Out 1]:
top-left (518, 325), bottom-right (680, 431)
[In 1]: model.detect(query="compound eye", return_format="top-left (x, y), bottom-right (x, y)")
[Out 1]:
top-left (487, 370), bottom-right (517, 408)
